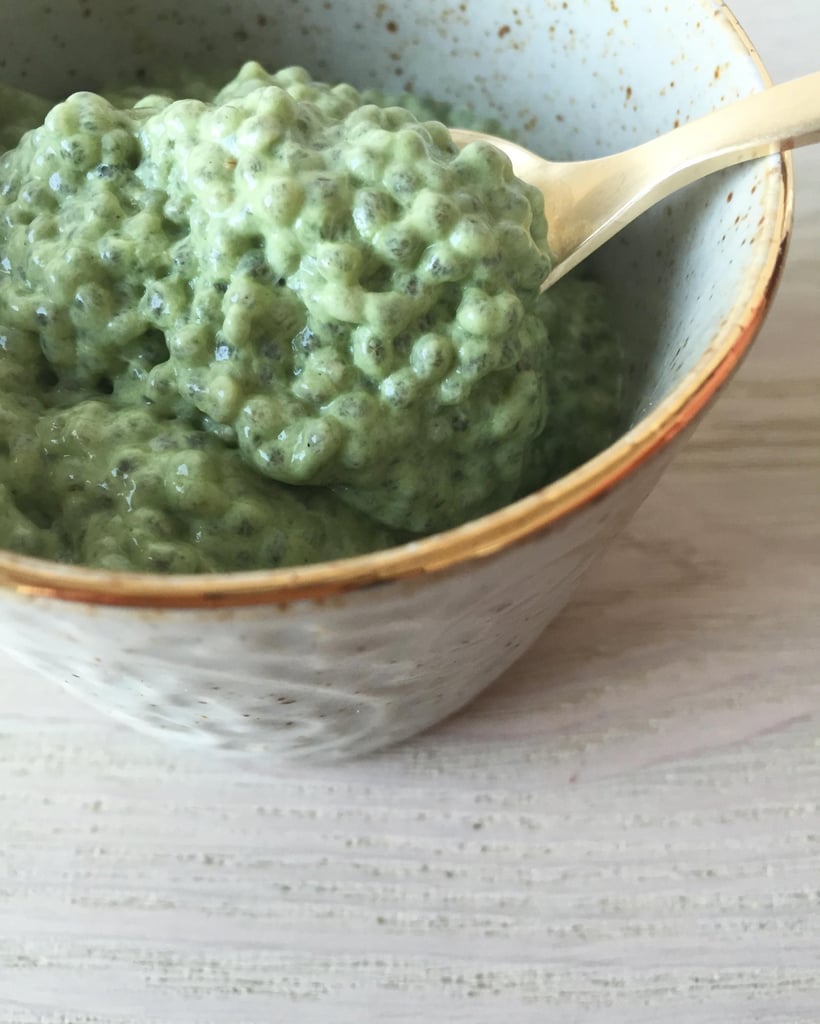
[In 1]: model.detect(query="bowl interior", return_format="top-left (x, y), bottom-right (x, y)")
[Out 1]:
top-left (0, 0), bottom-right (788, 599)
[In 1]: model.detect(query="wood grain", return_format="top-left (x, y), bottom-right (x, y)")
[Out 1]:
top-left (1, 1), bottom-right (819, 1020)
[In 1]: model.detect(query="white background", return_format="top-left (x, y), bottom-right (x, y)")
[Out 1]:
top-left (1, 1), bottom-right (819, 1021)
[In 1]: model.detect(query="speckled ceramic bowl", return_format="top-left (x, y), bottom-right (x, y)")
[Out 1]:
top-left (0, 0), bottom-right (791, 759)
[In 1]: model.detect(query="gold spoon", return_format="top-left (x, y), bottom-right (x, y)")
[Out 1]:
top-left (451, 71), bottom-right (820, 289)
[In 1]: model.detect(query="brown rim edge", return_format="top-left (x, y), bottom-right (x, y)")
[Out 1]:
top-left (0, 4), bottom-right (795, 610)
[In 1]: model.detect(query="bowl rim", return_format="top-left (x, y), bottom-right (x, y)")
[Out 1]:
top-left (0, 2), bottom-right (794, 609)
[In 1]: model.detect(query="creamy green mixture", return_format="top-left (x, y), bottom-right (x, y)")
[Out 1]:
top-left (0, 64), bottom-right (623, 573)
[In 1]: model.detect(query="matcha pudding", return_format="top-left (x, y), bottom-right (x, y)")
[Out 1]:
top-left (0, 64), bottom-right (623, 573)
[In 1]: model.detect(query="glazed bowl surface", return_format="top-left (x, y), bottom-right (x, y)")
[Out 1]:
top-left (0, 0), bottom-right (791, 759)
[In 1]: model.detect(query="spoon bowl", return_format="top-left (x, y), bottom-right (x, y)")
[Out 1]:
top-left (452, 71), bottom-right (820, 288)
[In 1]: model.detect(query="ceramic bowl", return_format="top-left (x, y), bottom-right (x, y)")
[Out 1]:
top-left (0, 0), bottom-right (791, 759)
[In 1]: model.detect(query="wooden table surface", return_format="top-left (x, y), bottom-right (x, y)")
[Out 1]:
top-left (1, 2), bottom-right (818, 1021)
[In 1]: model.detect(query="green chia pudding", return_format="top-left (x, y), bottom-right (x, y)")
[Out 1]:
top-left (0, 63), bottom-right (624, 573)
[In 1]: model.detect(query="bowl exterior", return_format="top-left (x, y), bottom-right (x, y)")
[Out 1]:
top-left (0, 441), bottom-right (676, 760)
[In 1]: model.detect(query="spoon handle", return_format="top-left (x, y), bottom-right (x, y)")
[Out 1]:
top-left (543, 71), bottom-right (820, 284)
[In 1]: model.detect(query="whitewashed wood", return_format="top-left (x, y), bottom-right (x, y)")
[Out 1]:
top-left (1, 1), bottom-right (819, 1020)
